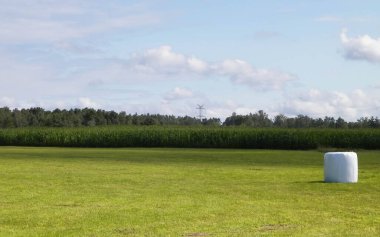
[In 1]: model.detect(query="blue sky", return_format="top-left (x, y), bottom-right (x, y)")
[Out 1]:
top-left (1, 0), bottom-right (380, 120)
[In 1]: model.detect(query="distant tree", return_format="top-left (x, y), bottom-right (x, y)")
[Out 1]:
top-left (27, 107), bottom-right (45, 126)
top-left (335, 117), bottom-right (348, 128)
top-left (323, 116), bottom-right (336, 128)
top-left (0, 107), bottom-right (14, 128)
top-left (12, 109), bottom-right (28, 127)
top-left (294, 115), bottom-right (312, 128)
top-left (202, 118), bottom-right (221, 126)
top-left (312, 118), bottom-right (324, 128)
top-left (82, 108), bottom-right (96, 126)
top-left (223, 112), bottom-right (245, 126)
top-left (142, 115), bottom-right (157, 125)
top-left (274, 114), bottom-right (287, 128)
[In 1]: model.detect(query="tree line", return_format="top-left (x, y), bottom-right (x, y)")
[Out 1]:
top-left (0, 107), bottom-right (220, 128)
top-left (224, 110), bottom-right (380, 128)
top-left (0, 107), bottom-right (379, 128)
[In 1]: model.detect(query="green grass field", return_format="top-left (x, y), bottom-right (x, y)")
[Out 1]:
top-left (0, 147), bottom-right (379, 236)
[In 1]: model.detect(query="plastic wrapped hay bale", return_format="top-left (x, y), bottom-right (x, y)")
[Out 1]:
top-left (324, 152), bottom-right (358, 183)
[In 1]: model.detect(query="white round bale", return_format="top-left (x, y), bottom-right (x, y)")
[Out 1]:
top-left (324, 152), bottom-right (358, 183)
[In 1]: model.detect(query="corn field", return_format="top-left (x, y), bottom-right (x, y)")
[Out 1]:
top-left (0, 126), bottom-right (379, 149)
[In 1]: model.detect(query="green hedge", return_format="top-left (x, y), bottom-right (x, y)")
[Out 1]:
top-left (0, 127), bottom-right (379, 149)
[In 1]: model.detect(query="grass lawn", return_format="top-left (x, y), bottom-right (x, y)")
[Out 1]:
top-left (0, 147), bottom-right (379, 236)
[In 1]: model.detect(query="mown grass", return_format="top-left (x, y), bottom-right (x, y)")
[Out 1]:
top-left (0, 147), bottom-right (379, 236)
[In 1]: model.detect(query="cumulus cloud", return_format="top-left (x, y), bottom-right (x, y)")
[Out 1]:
top-left (130, 46), bottom-right (296, 90)
top-left (280, 89), bottom-right (380, 121)
top-left (78, 97), bottom-right (99, 108)
top-left (340, 29), bottom-right (380, 63)
top-left (214, 59), bottom-right (296, 90)
top-left (57, 45), bottom-right (297, 90)
top-left (130, 45), bottom-right (209, 74)
top-left (187, 57), bottom-right (209, 73)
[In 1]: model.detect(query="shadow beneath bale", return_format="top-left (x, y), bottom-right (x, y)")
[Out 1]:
top-left (307, 180), bottom-right (325, 184)
top-left (293, 180), bottom-right (325, 184)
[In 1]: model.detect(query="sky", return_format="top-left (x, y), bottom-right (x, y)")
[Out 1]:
top-left (0, 0), bottom-right (380, 121)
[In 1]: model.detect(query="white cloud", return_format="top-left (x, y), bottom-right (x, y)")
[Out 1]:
top-left (131, 45), bottom-right (186, 73)
top-left (0, 96), bottom-right (47, 109)
top-left (164, 87), bottom-right (193, 101)
top-left (130, 45), bottom-right (208, 75)
top-left (187, 57), bottom-right (209, 73)
top-left (0, 96), bottom-right (105, 110)
top-left (0, 97), bottom-right (17, 107)
top-left (340, 29), bottom-right (380, 63)
top-left (78, 97), bottom-right (99, 108)
top-left (194, 99), bottom-right (260, 120)
top-left (3, 88), bottom-right (378, 122)
top-left (280, 89), bottom-right (380, 121)
top-left (130, 46), bottom-right (296, 90)
top-left (215, 59), bottom-right (296, 90)
top-left (0, 1), bottom-right (161, 43)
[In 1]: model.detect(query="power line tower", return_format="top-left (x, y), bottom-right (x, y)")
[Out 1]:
top-left (196, 104), bottom-right (205, 120)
